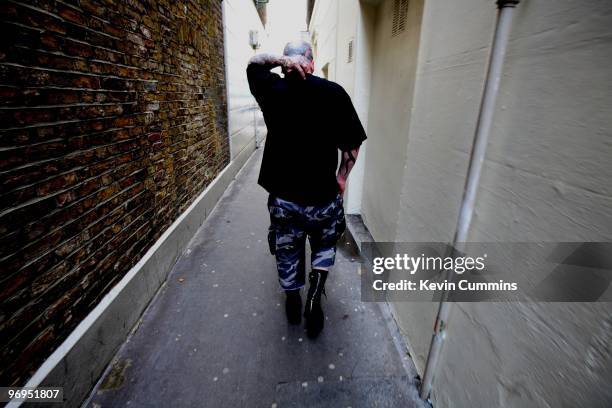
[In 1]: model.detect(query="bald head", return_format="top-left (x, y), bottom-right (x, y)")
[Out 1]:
top-left (283, 40), bottom-right (313, 62)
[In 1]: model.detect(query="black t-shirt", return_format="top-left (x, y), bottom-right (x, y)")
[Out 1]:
top-left (247, 64), bottom-right (367, 206)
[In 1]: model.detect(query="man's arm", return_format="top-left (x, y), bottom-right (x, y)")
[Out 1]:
top-left (247, 53), bottom-right (312, 104)
top-left (337, 147), bottom-right (360, 194)
top-left (334, 85), bottom-right (367, 195)
top-left (248, 53), bottom-right (311, 79)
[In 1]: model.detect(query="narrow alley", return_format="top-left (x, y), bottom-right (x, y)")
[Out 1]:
top-left (2, 0), bottom-right (611, 407)
top-left (85, 149), bottom-right (424, 408)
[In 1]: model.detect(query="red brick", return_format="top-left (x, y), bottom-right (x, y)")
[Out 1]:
top-left (0, 0), bottom-right (229, 387)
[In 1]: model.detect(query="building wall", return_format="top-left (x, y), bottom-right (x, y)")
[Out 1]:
top-left (389, 0), bottom-right (612, 406)
top-left (333, 1), bottom-right (358, 96)
top-left (392, 0), bottom-right (493, 379)
top-left (309, 0), bottom-right (372, 214)
top-left (310, 0), bottom-right (612, 406)
top-left (223, 0), bottom-right (265, 158)
top-left (360, 0), bottom-right (424, 241)
top-left (414, 1), bottom-right (612, 406)
top-left (344, 1), bottom-right (376, 214)
top-left (310, 0), bottom-right (339, 81)
top-left (0, 0), bottom-right (228, 387)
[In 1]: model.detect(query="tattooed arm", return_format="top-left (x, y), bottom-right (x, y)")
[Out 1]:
top-left (247, 53), bottom-right (312, 101)
top-left (248, 53), bottom-right (312, 79)
top-left (337, 147), bottom-right (360, 194)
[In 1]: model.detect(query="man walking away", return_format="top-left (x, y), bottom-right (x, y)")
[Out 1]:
top-left (247, 41), bottom-right (366, 338)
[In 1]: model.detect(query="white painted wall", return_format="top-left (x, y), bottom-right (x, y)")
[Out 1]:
top-left (360, 0), bottom-right (424, 241)
top-left (310, 0), bottom-right (339, 81)
top-left (309, 0), bottom-right (373, 214)
top-left (391, 0), bottom-right (612, 406)
top-left (422, 1), bottom-right (612, 406)
top-left (310, 0), bottom-right (612, 406)
top-left (392, 0), bottom-right (493, 377)
top-left (223, 0), bottom-right (266, 159)
top-left (344, 2), bottom-right (376, 214)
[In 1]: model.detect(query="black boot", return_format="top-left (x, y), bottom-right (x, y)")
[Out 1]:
top-left (304, 269), bottom-right (328, 338)
top-left (285, 289), bottom-right (302, 325)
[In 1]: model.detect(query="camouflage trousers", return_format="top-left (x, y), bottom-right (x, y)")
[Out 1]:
top-left (267, 194), bottom-right (346, 290)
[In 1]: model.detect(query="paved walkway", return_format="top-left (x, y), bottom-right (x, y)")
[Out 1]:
top-left (85, 149), bottom-right (425, 408)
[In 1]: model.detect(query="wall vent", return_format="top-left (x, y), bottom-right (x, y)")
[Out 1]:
top-left (347, 39), bottom-right (354, 63)
top-left (392, 0), bottom-right (409, 37)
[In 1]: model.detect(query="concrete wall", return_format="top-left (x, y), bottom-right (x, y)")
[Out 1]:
top-left (393, 0), bottom-right (612, 406)
top-left (223, 0), bottom-right (265, 159)
top-left (392, 0), bottom-right (494, 380)
top-left (344, 1), bottom-right (377, 215)
top-left (333, 1), bottom-right (358, 96)
top-left (424, 1), bottom-right (612, 406)
top-left (310, 0), bottom-right (612, 406)
top-left (360, 0), bottom-right (424, 241)
top-left (310, 0), bottom-right (339, 81)
top-left (309, 0), bottom-right (374, 214)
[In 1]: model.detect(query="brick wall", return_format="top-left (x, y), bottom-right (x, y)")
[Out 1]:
top-left (0, 0), bottom-right (229, 386)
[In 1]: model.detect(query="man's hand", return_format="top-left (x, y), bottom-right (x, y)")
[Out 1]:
top-left (279, 55), bottom-right (312, 79)
top-left (248, 53), bottom-right (313, 80)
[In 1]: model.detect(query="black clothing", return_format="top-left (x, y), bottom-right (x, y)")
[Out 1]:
top-left (305, 269), bottom-right (328, 338)
top-left (247, 64), bottom-right (367, 205)
top-left (285, 290), bottom-right (302, 325)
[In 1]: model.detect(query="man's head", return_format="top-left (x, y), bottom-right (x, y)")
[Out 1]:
top-left (282, 40), bottom-right (314, 77)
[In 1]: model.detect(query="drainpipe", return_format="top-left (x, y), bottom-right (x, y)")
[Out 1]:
top-left (249, 30), bottom-right (261, 148)
top-left (254, 101), bottom-right (260, 148)
top-left (419, 0), bottom-right (520, 401)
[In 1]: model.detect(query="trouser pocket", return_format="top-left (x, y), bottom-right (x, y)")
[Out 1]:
top-left (267, 195), bottom-right (292, 256)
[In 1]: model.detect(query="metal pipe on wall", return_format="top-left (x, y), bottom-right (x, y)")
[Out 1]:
top-left (249, 30), bottom-right (261, 148)
top-left (419, 0), bottom-right (521, 401)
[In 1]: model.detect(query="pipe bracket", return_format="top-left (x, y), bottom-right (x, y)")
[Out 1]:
top-left (497, 0), bottom-right (520, 8)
